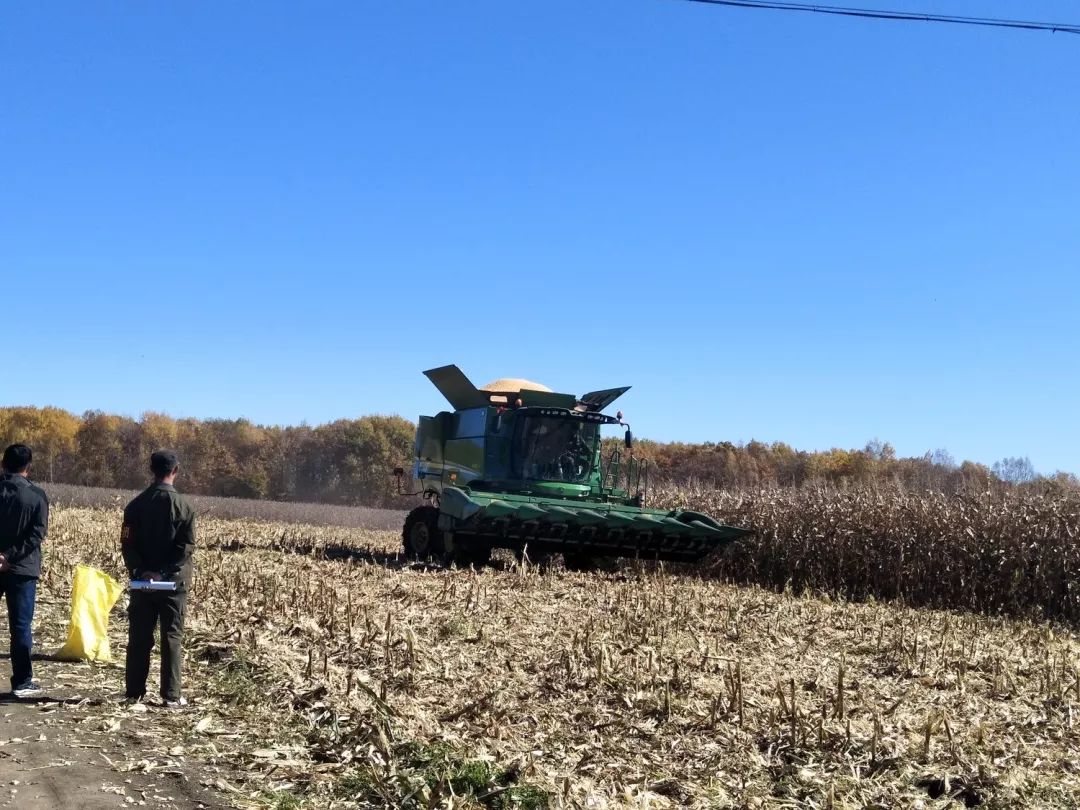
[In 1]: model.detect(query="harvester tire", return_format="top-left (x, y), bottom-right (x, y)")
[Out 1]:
top-left (454, 539), bottom-right (492, 568)
top-left (515, 548), bottom-right (553, 569)
top-left (562, 553), bottom-right (596, 572)
top-left (403, 506), bottom-right (444, 561)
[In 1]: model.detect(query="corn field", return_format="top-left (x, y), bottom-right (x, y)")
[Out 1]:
top-left (654, 483), bottom-right (1080, 623)
top-left (35, 497), bottom-right (1080, 809)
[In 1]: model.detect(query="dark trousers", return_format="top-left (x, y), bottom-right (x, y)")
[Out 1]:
top-left (126, 589), bottom-right (186, 701)
top-left (0, 574), bottom-right (36, 690)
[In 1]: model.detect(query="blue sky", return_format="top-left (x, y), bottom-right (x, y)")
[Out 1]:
top-left (2, 2), bottom-right (1078, 474)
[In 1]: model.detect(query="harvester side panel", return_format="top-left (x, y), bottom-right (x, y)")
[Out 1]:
top-left (414, 413), bottom-right (451, 492)
top-left (441, 407), bottom-right (488, 488)
top-left (417, 415), bottom-right (443, 464)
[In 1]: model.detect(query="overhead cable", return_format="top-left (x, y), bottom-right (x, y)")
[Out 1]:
top-left (682, 0), bottom-right (1080, 36)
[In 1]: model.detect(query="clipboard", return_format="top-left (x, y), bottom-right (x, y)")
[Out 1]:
top-left (129, 580), bottom-right (178, 592)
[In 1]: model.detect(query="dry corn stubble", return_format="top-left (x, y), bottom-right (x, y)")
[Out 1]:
top-left (38, 502), bottom-right (1080, 808)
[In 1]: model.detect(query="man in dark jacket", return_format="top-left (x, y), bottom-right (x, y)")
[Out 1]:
top-left (0, 444), bottom-right (48, 698)
top-left (122, 450), bottom-right (196, 708)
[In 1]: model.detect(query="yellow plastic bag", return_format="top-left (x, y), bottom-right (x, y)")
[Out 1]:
top-left (56, 565), bottom-right (126, 662)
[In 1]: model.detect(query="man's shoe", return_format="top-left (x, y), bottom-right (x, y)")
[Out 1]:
top-left (12, 682), bottom-right (43, 699)
top-left (163, 697), bottom-right (188, 709)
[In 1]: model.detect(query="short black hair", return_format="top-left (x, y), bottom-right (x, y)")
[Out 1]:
top-left (2, 444), bottom-right (32, 473)
top-left (150, 450), bottom-right (180, 478)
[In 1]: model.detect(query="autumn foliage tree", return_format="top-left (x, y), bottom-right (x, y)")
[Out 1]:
top-left (0, 407), bottom-right (414, 508)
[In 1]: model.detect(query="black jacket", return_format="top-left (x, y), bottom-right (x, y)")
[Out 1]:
top-left (0, 473), bottom-right (49, 578)
top-left (122, 483), bottom-right (197, 590)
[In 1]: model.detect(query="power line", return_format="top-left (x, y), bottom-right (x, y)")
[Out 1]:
top-left (681, 0), bottom-right (1080, 35)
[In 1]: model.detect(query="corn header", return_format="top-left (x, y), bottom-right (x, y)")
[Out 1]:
top-left (397, 365), bottom-right (749, 568)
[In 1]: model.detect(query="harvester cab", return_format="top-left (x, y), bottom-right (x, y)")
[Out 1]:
top-left (400, 365), bottom-right (749, 568)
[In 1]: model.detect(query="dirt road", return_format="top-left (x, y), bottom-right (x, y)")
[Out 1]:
top-left (0, 579), bottom-right (237, 810)
top-left (0, 666), bottom-right (227, 810)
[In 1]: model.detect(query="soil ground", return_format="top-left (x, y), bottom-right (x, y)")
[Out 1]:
top-left (0, 597), bottom-right (231, 809)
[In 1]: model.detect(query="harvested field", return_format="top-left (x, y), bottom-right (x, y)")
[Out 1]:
top-left (38, 505), bottom-right (1080, 808)
top-left (42, 482), bottom-right (405, 531)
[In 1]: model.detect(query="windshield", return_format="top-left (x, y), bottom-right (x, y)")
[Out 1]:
top-left (512, 417), bottom-right (599, 484)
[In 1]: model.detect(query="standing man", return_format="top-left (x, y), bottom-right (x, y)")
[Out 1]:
top-left (0, 444), bottom-right (48, 698)
top-left (122, 450), bottom-right (196, 708)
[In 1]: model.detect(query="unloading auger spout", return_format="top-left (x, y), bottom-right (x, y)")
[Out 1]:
top-left (395, 365), bottom-right (750, 568)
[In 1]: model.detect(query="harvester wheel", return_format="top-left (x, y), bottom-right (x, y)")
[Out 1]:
top-left (562, 553), bottom-right (596, 572)
top-left (403, 506), bottom-right (444, 561)
top-left (515, 548), bottom-right (553, 568)
top-left (454, 539), bottom-right (492, 568)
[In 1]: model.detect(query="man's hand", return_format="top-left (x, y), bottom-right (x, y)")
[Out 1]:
top-left (140, 571), bottom-right (162, 582)
top-left (0, 554), bottom-right (9, 573)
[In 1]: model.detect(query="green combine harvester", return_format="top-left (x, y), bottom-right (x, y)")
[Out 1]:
top-left (397, 365), bottom-right (749, 569)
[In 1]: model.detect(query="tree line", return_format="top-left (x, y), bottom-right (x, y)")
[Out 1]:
top-left (0, 406), bottom-right (1073, 507)
top-left (0, 406), bottom-right (414, 507)
top-left (609, 437), bottom-right (1077, 493)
